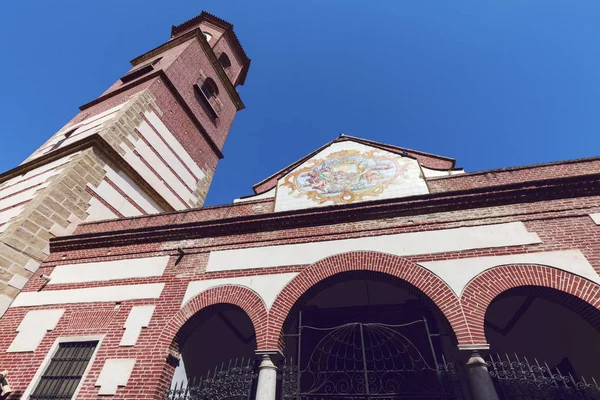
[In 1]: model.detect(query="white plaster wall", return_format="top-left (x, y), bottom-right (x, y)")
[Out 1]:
top-left (7, 309), bottom-right (64, 352)
top-left (10, 283), bottom-right (165, 307)
top-left (49, 256), bottom-right (169, 285)
top-left (0, 153), bottom-right (77, 231)
top-left (420, 250), bottom-right (600, 296)
top-left (0, 168), bottom-right (60, 200)
top-left (171, 357), bottom-right (189, 389)
top-left (275, 141), bottom-right (430, 212)
top-left (86, 197), bottom-right (119, 222)
top-left (0, 205), bottom-right (25, 232)
top-left (27, 104), bottom-right (124, 161)
top-left (90, 181), bottom-right (143, 218)
top-left (96, 359), bottom-right (136, 395)
top-left (2, 155), bottom-right (74, 189)
top-left (590, 213), bottom-right (600, 225)
top-left (0, 185), bottom-right (47, 211)
top-left (0, 295), bottom-right (13, 320)
top-left (233, 187), bottom-right (275, 203)
top-left (182, 273), bottom-right (298, 311)
top-left (120, 305), bottom-right (156, 346)
top-left (206, 222), bottom-right (541, 272)
top-left (422, 166), bottom-right (465, 178)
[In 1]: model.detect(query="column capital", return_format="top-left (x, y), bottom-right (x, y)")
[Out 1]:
top-left (457, 344), bottom-right (490, 351)
top-left (255, 350), bottom-right (284, 361)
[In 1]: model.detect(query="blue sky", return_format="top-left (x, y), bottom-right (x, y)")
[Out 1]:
top-left (1, 1), bottom-right (599, 206)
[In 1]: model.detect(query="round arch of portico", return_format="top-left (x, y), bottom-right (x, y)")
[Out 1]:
top-left (460, 264), bottom-right (600, 345)
top-left (158, 285), bottom-right (269, 354)
top-left (264, 251), bottom-right (469, 352)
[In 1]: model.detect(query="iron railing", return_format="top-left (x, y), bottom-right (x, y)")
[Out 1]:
top-left (165, 358), bottom-right (257, 400)
top-left (487, 353), bottom-right (600, 400)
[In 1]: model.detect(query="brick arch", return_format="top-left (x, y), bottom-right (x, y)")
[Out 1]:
top-left (265, 251), bottom-right (468, 351)
top-left (158, 285), bottom-right (269, 353)
top-left (460, 264), bottom-right (600, 345)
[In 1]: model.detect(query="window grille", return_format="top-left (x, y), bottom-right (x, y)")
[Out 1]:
top-left (30, 341), bottom-right (98, 400)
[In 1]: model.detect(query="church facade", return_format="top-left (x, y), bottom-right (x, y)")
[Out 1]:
top-left (1, 11), bottom-right (600, 400)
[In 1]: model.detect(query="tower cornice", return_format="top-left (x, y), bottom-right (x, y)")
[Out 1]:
top-left (0, 134), bottom-right (176, 212)
top-left (79, 70), bottom-right (225, 159)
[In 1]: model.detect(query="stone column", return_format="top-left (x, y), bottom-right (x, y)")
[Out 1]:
top-left (465, 351), bottom-right (499, 400)
top-left (255, 354), bottom-right (278, 400)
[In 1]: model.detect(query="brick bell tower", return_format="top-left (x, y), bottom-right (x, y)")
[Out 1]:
top-left (0, 11), bottom-right (250, 316)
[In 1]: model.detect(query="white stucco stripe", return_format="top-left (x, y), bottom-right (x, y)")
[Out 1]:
top-left (49, 256), bottom-right (169, 285)
top-left (125, 133), bottom-right (195, 204)
top-left (0, 184), bottom-right (47, 211)
top-left (206, 222), bottom-right (541, 272)
top-left (0, 167), bottom-right (61, 200)
top-left (120, 142), bottom-right (187, 210)
top-left (104, 167), bottom-right (162, 213)
top-left (137, 120), bottom-right (197, 189)
top-left (144, 111), bottom-right (205, 180)
top-left (420, 250), bottom-right (599, 297)
top-left (0, 205), bottom-right (25, 226)
top-left (120, 305), bottom-right (155, 346)
top-left (8, 274), bottom-right (29, 290)
top-left (86, 197), bottom-right (119, 222)
top-left (7, 309), bottom-right (64, 352)
top-left (590, 213), bottom-right (600, 225)
top-left (96, 359), bottom-right (136, 395)
top-left (0, 295), bottom-right (11, 317)
top-left (234, 187), bottom-right (276, 203)
top-left (91, 180), bottom-right (143, 217)
top-left (182, 273), bottom-right (298, 311)
top-left (10, 283), bottom-right (165, 308)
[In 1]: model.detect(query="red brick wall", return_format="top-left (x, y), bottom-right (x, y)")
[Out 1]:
top-left (428, 157), bottom-right (600, 193)
top-left (163, 38), bottom-right (238, 151)
top-left (2, 166), bottom-right (600, 399)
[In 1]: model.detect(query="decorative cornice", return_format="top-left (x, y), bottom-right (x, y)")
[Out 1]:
top-left (170, 11), bottom-right (251, 86)
top-left (79, 70), bottom-right (224, 160)
top-left (427, 155), bottom-right (600, 181)
top-left (49, 172), bottom-right (600, 252)
top-left (0, 134), bottom-right (175, 213)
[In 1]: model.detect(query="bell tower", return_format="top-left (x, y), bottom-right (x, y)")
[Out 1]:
top-left (0, 11), bottom-right (250, 316)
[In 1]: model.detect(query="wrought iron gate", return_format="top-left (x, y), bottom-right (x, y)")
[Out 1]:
top-left (279, 318), bottom-right (464, 399)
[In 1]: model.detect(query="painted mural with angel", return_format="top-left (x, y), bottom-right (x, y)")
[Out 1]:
top-left (281, 149), bottom-right (408, 204)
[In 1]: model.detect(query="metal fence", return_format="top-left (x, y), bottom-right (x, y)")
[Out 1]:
top-left (165, 358), bottom-right (257, 400)
top-left (487, 353), bottom-right (600, 400)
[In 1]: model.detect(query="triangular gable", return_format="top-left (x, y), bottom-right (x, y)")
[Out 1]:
top-left (272, 139), bottom-right (432, 212)
top-left (252, 135), bottom-right (455, 195)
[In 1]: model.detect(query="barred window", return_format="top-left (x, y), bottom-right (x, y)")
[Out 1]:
top-left (30, 341), bottom-right (98, 400)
